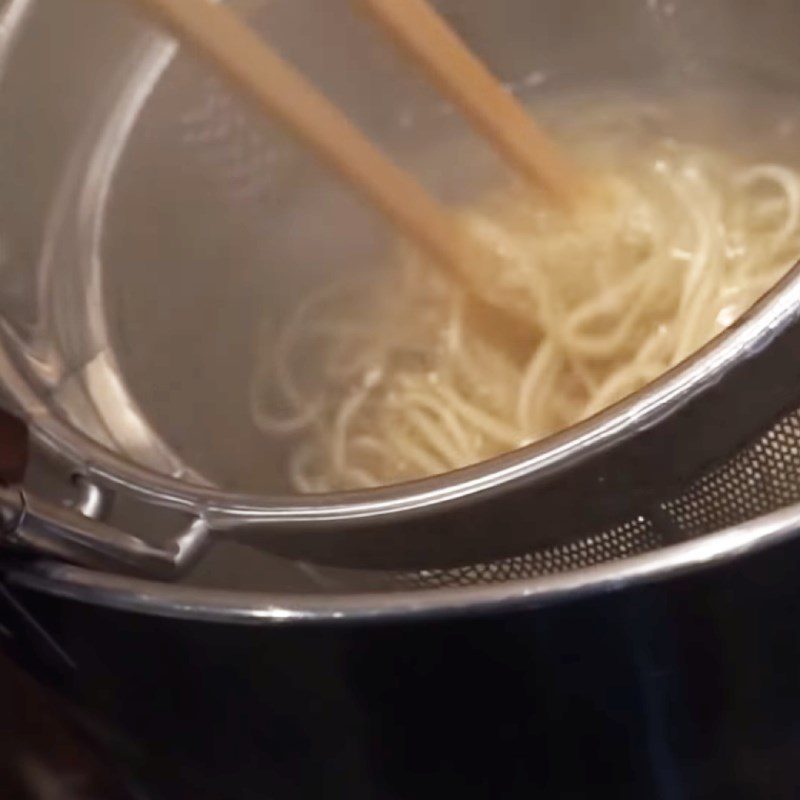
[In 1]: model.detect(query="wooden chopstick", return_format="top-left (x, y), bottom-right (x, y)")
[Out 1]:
top-left (355, 0), bottom-right (583, 206)
top-left (131, 0), bottom-right (470, 277)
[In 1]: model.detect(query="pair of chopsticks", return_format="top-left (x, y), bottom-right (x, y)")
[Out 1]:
top-left (131, 0), bottom-right (583, 285)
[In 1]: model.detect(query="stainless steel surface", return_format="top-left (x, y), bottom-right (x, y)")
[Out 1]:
top-left (7, 497), bottom-right (800, 622)
top-left (0, 485), bottom-right (208, 579)
top-left (4, 0), bottom-right (800, 597)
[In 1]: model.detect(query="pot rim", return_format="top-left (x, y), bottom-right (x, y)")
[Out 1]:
top-left (5, 497), bottom-right (800, 623)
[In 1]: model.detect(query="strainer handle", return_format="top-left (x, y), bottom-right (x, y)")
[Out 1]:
top-left (0, 410), bottom-right (208, 579)
top-left (0, 486), bottom-right (209, 580)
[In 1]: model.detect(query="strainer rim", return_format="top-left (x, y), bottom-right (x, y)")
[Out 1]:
top-left (4, 260), bottom-right (800, 530)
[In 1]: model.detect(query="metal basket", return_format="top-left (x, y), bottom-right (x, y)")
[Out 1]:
top-left (3, 0), bottom-right (800, 609)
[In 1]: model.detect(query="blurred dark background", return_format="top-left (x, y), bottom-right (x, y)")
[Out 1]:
top-left (0, 654), bottom-right (131, 800)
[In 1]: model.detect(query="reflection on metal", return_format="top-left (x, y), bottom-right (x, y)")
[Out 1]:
top-left (81, 350), bottom-right (193, 479)
top-left (0, 0), bottom-right (31, 78)
top-left (0, 486), bottom-right (209, 580)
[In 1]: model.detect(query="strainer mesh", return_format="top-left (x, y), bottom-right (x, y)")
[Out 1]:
top-left (395, 518), bottom-right (662, 588)
top-left (395, 408), bottom-right (800, 588)
top-left (662, 411), bottom-right (800, 537)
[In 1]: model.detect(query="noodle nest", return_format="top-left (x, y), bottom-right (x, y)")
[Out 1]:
top-left (251, 133), bottom-right (800, 492)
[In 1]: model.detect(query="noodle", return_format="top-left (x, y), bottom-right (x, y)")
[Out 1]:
top-left (251, 123), bottom-right (800, 492)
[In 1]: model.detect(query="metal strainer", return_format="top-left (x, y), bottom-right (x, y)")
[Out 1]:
top-left (4, 0), bottom-right (800, 596)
